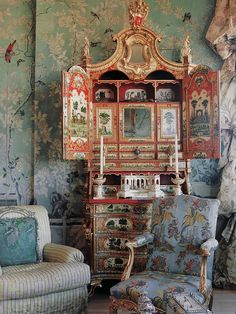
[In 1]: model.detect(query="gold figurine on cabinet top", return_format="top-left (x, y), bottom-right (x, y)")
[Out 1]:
top-left (181, 35), bottom-right (192, 64)
top-left (129, 0), bottom-right (149, 29)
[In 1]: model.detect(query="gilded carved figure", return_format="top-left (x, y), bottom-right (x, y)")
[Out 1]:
top-left (128, 0), bottom-right (149, 29)
top-left (181, 35), bottom-right (192, 63)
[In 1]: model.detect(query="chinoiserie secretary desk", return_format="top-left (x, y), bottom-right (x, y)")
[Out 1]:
top-left (62, 0), bottom-right (220, 286)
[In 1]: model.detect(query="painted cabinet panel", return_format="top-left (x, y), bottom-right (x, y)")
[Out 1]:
top-left (183, 66), bottom-right (220, 159)
top-left (62, 65), bottom-right (91, 160)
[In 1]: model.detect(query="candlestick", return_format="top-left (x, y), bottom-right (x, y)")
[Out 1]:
top-left (93, 174), bottom-right (106, 199)
top-left (100, 135), bottom-right (103, 175)
top-left (171, 173), bottom-right (185, 195)
top-left (175, 134), bottom-right (179, 173)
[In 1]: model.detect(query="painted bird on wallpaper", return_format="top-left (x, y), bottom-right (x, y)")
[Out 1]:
top-left (90, 11), bottom-right (100, 23)
top-left (5, 40), bottom-right (16, 63)
top-left (183, 12), bottom-right (191, 23)
top-left (17, 58), bottom-right (25, 67)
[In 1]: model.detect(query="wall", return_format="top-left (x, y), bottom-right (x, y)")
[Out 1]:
top-left (0, 1), bottom-right (222, 222)
top-left (0, 0), bottom-right (35, 206)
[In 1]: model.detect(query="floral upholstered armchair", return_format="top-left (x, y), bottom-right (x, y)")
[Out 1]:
top-left (110, 195), bottom-right (220, 313)
top-left (0, 205), bottom-right (90, 314)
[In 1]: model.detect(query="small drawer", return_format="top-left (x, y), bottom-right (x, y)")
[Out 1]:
top-left (119, 152), bottom-right (155, 159)
top-left (120, 162), bottom-right (156, 170)
top-left (93, 144), bottom-right (118, 151)
top-left (93, 162), bottom-right (117, 170)
top-left (120, 144), bottom-right (155, 151)
top-left (93, 152), bottom-right (118, 159)
top-left (157, 144), bottom-right (181, 152)
top-left (158, 152), bottom-right (183, 160)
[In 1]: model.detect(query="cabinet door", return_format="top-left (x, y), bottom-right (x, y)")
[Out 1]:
top-left (62, 65), bottom-right (91, 160)
top-left (183, 66), bottom-right (220, 159)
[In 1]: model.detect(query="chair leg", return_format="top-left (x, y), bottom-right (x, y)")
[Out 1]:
top-left (79, 307), bottom-right (88, 314)
top-left (109, 305), bottom-right (118, 314)
top-left (109, 296), bottom-right (139, 314)
top-left (208, 293), bottom-right (213, 311)
top-left (109, 297), bottom-right (118, 314)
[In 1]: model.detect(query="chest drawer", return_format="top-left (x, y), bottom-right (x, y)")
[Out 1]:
top-left (95, 254), bottom-right (147, 274)
top-left (95, 214), bottom-right (151, 233)
top-left (95, 234), bottom-right (147, 253)
top-left (95, 203), bottom-right (152, 215)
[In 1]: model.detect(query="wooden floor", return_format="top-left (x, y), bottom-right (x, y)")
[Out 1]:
top-left (87, 281), bottom-right (236, 314)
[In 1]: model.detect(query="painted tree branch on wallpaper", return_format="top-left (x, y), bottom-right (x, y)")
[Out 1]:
top-left (0, 0), bottom-right (36, 206)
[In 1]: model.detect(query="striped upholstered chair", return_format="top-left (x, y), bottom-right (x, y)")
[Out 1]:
top-left (0, 205), bottom-right (90, 314)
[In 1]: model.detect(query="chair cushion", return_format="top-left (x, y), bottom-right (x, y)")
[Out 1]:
top-left (1, 261), bottom-right (90, 300)
top-left (110, 270), bottom-right (212, 311)
top-left (0, 217), bottom-right (38, 266)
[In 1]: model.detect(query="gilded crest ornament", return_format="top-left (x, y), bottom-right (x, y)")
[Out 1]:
top-left (129, 0), bottom-right (149, 29)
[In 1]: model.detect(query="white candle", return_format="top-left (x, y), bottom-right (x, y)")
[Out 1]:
top-left (103, 145), bottom-right (106, 168)
top-left (175, 134), bottom-right (179, 173)
top-left (100, 135), bottom-right (103, 175)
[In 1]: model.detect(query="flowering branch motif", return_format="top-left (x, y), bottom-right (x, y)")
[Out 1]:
top-left (1, 0), bottom-right (36, 205)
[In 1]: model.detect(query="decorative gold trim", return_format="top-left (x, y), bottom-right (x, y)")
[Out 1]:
top-left (116, 33), bottom-right (157, 80)
top-left (87, 26), bottom-right (192, 80)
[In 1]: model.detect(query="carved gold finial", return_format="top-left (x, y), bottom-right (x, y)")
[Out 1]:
top-left (82, 36), bottom-right (91, 65)
top-left (181, 35), bottom-right (192, 64)
top-left (84, 37), bottom-right (90, 57)
top-left (128, 0), bottom-right (149, 30)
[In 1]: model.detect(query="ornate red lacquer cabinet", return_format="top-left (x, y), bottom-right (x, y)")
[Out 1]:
top-left (62, 0), bottom-right (220, 285)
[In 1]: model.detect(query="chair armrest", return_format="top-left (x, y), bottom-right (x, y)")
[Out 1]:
top-left (199, 238), bottom-right (218, 295)
top-left (200, 238), bottom-right (218, 256)
top-left (121, 233), bottom-right (154, 281)
top-left (129, 232), bottom-right (154, 248)
top-left (43, 243), bottom-right (85, 263)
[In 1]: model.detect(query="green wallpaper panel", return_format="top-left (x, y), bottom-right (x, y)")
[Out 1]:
top-left (0, 0), bottom-right (222, 217)
top-left (0, 0), bottom-right (35, 205)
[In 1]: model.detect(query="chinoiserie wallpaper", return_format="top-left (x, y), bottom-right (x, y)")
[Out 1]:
top-left (0, 0), bottom-right (222, 218)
